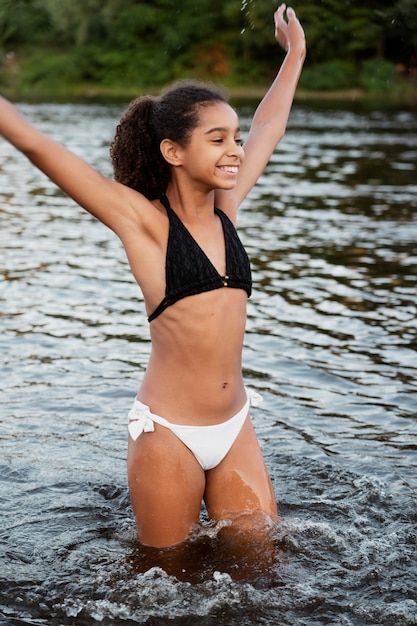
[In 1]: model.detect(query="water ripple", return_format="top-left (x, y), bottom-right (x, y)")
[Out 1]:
top-left (1, 102), bottom-right (416, 625)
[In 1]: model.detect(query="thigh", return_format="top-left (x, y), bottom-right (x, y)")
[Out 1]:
top-left (204, 415), bottom-right (278, 524)
top-left (127, 424), bottom-right (206, 548)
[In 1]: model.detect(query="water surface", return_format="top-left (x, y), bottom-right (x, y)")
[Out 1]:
top-left (1, 101), bottom-right (416, 625)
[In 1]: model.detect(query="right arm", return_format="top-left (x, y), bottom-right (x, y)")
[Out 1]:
top-left (0, 96), bottom-right (148, 236)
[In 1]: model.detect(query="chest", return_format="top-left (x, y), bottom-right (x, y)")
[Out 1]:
top-left (173, 216), bottom-right (226, 277)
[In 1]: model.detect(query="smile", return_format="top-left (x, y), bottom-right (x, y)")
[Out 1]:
top-left (217, 165), bottom-right (238, 175)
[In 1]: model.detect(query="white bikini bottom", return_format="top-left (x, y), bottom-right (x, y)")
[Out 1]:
top-left (128, 387), bottom-right (262, 471)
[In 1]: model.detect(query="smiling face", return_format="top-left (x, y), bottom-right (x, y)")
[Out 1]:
top-left (169, 101), bottom-right (245, 192)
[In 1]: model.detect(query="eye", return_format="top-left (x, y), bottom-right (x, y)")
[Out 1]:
top-left (235, 138), bottom-right (243, 146)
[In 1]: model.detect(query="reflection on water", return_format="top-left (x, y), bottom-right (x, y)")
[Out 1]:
top-left (1, 102), bottom-right (416, 625)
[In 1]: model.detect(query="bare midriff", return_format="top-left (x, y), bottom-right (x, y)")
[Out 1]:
top-left (138, 288), bottom-right (248, 425)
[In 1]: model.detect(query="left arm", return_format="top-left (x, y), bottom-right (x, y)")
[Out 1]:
top-left (217, 4), bottom-right (306, 214)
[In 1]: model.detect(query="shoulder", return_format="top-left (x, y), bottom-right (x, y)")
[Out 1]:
top-left (114, 185), bottom-right (168, 245)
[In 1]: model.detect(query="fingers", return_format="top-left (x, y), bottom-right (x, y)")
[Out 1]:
top-left (274, 4), bottom-right (298, 24)
top-left (274, 4), bottom-right (288, 50)
top-left (274, 4), bottom-right (286, 36)
top-left (274, 3), bottom-right (286, 27)
top-left (274, 4), bottom-right (305, 54)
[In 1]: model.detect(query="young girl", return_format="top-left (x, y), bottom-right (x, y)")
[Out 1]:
top-left (0, 4), bottom-right (305, 548)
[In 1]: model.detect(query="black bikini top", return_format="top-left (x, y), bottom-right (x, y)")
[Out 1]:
top-left (147, 195), bottom-right (252, 322)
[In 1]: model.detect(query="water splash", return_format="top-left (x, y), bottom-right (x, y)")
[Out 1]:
top-left (1, 102), bottom-right (417, 626)
top-left (240, 0), bottom-right (256, 34)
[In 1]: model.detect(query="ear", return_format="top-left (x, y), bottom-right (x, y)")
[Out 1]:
top-left (160, 139), bottom-right (184, 166)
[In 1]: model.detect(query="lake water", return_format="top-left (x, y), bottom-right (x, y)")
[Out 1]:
top-left (0, 100), bottom-right (416, 625)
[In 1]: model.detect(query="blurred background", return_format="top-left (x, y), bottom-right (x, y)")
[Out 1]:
top-left (0, 0), bottom-right (416, 102)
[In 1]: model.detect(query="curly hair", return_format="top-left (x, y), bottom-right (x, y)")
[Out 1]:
top-left (110, 81), bottom-right (228, 200)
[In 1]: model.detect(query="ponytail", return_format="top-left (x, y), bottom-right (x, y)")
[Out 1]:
top-left (110, 96), bottom-right (170, 200)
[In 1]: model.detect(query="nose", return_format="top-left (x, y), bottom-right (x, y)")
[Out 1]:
top-left (228, 139), bottom-right (244, 159)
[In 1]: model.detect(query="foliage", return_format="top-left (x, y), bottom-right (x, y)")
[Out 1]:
top-left (299, 60), bottom-right (358, 91)
top-left (384, 0), bottom-right (417, 64)
top-left (359, 58), bottom-right (399, 93)
top-left (0, 0), bottom-right (51, 45)
top-left (20, 51), bottom-right (80, 95)
top-left (0, 0), bottom-right (416, 96)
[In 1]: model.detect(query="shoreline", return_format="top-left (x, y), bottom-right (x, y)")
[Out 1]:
top-left (3, 84), bottom-right (417, 107)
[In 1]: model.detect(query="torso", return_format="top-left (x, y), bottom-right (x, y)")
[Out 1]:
top-left (120, 194), bottom-right (250, 425)
top-left (140, 287), bottom-right (248, 424)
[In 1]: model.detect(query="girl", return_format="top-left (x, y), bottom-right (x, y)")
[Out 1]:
top-left (0, 4), bottom-right (305, 548)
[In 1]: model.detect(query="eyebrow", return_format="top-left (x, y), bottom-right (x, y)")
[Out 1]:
top-left (204, 126), bottom-right (241, 135)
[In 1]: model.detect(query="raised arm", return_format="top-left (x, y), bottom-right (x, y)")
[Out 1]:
top-left (0, 97), bottom-right (145, 235)
top-left (216, 4), bottom-right (306, 214)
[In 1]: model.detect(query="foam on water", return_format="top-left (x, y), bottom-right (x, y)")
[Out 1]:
top-left (1, 452), bottom-right (416, 625)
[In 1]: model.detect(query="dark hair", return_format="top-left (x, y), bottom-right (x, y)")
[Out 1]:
top-left (110, 81), bottom-right (228, 200)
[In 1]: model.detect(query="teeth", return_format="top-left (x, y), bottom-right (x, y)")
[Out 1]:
top-left (219, 166), bottom-right (238, 173)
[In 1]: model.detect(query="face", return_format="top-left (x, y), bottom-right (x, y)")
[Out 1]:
top-left (173, 102), bottom-right (245, 191)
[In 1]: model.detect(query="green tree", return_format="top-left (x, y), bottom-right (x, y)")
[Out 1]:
top-left (0, 0), bottom-right (51, 46)
top-left (385, 0), bottom-right (417, 66)
top-left (296, 0), bottom-right (385, 64)
top-left (1, 0), bottom-right (416, 95)
top-left (42, 0), bottom-right (104, 46)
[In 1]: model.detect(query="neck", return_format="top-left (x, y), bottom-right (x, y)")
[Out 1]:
top-left (164, 184), bottom-right (216, 221)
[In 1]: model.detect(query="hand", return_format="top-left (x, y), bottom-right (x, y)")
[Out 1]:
top-left (274, 4), bottom-right (306, 56)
